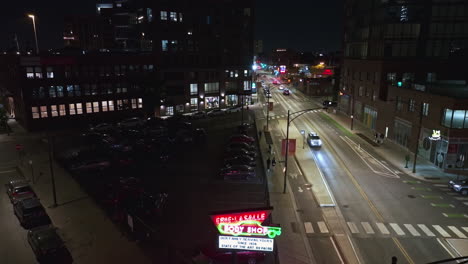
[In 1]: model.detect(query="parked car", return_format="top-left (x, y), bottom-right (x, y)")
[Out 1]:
top-left (283, 89), bottom-right (290, 95)
top-left (69, 158), bottom-right (112, 173)
top-left (266, 92), bottom-right (272, 98)
top-left (279, 85), bottom-right (285, 90)
top-left (227, 142), bottom-right (256, 152)
top-left (449, 179), bottom-right (468, 195)
top-left (307, 132), bottom-right (322, 147)
top-left (207, 109), bottom-right (226, 117)
top-left (28, 225), bottom-right (73, 263)
top-left (146, 116), bottom-right (167, 128)
top-left (230, 135), bottom-right (255, 143)
top-left (14, 197), bottom-right (51, 228)
top-left (225, 148), bottom-right (257, 158)
top-left (225, 106), bottom-right (242, 113)
top-left (118, 117), bottom-right (145, 128)
top-left (89, 123), bottom-right (114, 133)
top-left (220, 165), bottom-right (256, 180)
top-left (224, 156), bottom-right (256, 167)
top-left (237, 123), bottom-right (251, 134)
top-left (5, 179), bottom-right (37, 204)
top-left (323, 100), bottom-right (338, 107)
top-left (191, 111), bottom-right (207, 119)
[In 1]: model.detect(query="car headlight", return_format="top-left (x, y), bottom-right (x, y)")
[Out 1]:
top-left (454, 184), bottom-right (461, 188)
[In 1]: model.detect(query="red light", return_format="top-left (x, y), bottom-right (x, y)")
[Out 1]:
top-left (322, 69), bottom-right (333, 75)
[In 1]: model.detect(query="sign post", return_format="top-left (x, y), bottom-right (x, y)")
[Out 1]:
top-left (300, 130), bottom-right (305, 149)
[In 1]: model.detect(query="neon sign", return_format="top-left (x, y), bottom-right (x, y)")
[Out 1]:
top-left (218, 220), bottom-right (282, 239)
top-left (279, 65), bottom-right (286, 73)
top-left (211, 210), bottom-right (269, 225)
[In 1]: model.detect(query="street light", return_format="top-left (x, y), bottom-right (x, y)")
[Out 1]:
top-left (27, 14), bottom-right (39, 54)
top-left (283, 107), bottom-right (325, 194)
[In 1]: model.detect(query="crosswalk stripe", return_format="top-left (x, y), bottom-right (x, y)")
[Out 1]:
top-left (404, 224), bottom-right (421, 236)
top-left (361, 222), bottom-right (375, 234)
top-left (433, 184), bottom-right (447, 187)
top-left (318, 221), bottom-right (329, 233)
top-left (347, 222), bottom-right (359, 234)
top-left (455, 197), bottom-right (468, 201)
top-left (464, 202), bottom-right (468, 206)
top-left (417, 224), bottom-right (436, 237)
top-left (448, 226), bottom-right (467, 238)
top-left (304, 222), bottom-right (314, 234)
top-left (376, 223), bottom-right (390, 235)
top-left (462, 227), bottom-right (468, 233)
top-left (433, 225), bottom-right (451, 238)
top-left (390, 223), bottom-right (405, 236)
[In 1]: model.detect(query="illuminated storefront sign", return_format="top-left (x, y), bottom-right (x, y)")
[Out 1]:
top-left (211, 210), bottom-right (269, 225)
top-left (279, 65), bottom-right (286, 73)
top-left (429, 130), bottom-right (441, 140)
top-left (219, 236), bottom-right (274, 252)
top-left (218, 220), bottom-right (282, 239)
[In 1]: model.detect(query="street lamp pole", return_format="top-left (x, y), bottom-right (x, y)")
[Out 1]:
top-left (266, 88), bottom-right (270, 131)
top-left (350, 86), bottom-right (355, 130)
top-left (27, 14), bottom-right (39, 54)
top-left (413, 104), bottom-right (424, 174)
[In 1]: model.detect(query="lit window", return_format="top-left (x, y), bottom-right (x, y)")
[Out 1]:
top-left (422, 103), bottom-right (429, 116)
top-left (69, 104), bottom-right (76, 115)
top-left (46, 67), bottom-right (54, 78)
top-left (76, 103), bottom-right (83, 114)
top-left (93, 102), bottom-right (99, 112)
top-left (178, 13), bottom-right (183, 22)
top-left (244, 70), bottom-right (248, 77)
top-left (59, 104), bottom-right (66, 116)
top-left (108, 101), bottom-right (115, 111)
top-left (160, 11), bottom-right (168, 20)
top-left (204, 82), bottom-right (219, 93)
top-left (408, 99), bottom-right (415, 112)
top-left (162, 40), bottom-right (168, 51)
top-left (31, 107), bottom-right (40, 119)
top-left (230, 71), bottom-right (234, 78)
top-left (190, 84), bottom-right (198, 95)
top-left (49, 86), bottom-right (56, 98)
top-left (86, 102), bottom-right (92, 113)
top-left (131, 99), bottom-right (137, 109)
top-left (40, 106), bottom-right (48, 118)
top-left (67, 85), bottom-right (74, 96)
top-left (138, 98), bottom-right (143, 108)
top-left (147, 8), bottom-right (153, 22)
top-left (117, 100), bottom-right (123, 110)
top-left (206, 16), bottom-right (211, 25)
top-left (170, 12), bottom-right (177, 22)
top-left (26, 67), bottom-right (34, 79)
top-left (101, 101), bottom-right (108, 112)
top-left (56, 86), bottom-right (64, 97)
top-left (51, 105), bottom-right (58, 117)
top-left (166, 106), bottom-right (174, 115)
top-left (190, 98), bottom-right (198, 110)
top-left (243, 81), bottom-right (251, 90)
top-left (235, 70), bottom-right (239, 78)
top-left (34, 67), bottom-right (42, 78)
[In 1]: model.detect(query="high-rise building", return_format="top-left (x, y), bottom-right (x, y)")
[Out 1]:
top-left (340, 0), bottom-right (468, 172)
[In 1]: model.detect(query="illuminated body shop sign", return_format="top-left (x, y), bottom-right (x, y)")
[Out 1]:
top-left (218, 220), bottom-right (282, 239)
top-left (219, 236), bottom-right (274, 252)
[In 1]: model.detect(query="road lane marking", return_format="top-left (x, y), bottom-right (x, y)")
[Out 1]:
top-left (462, 227), bottom-right (468, 233)
top-left (417, 224), bottom-right (435, 237)
top-left (431, 203), bottom-right (455, 208)
top-left (404, 180), bottom-right (421, 184)
top-left (404, 224), bottom-right (421, 237)
top-left (448, 226), bottom-right (467, 238)
top-left (433, 225), bottom-right (451, 237)
top-left (442, 213), bottom-right (468, 218)
top-left (433, 184), bottom-right (447, 187)
top-left (411, 187), bottom-right (432, 191)
top-left (454, 197), bottom-right (468, 200)
top-left (376, 223), bottom-right (390, 235)
top-left (347, 222), bottom-right (359, 234)
top-left (421, 195), bottom-right (443, 199)
top-left (318, 221), bottom-right (329, 233)
top-left (361, 222), bottom-right (375, 234)
top-left (439, 188), bottom-right (451, 191)
top-left (464, 202), bottom-right (468, 206)
top-left (390, 223), bottom-right (405, 236)
top-left (304, 222), bottom-right (314, 233)
top-left (329, 236), bottom-right (345, 264)
top-left (0, 169), bottom-right (16, 174)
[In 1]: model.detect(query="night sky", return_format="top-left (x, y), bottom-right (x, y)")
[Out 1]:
top-left (0, 0), bottom-right (342, 53)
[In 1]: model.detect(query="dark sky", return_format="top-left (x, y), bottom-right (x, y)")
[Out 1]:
top-left (0, 0), bottom-right (343, 53)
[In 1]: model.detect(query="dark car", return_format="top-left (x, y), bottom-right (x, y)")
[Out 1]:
top-left (14, 197), bottom-right (51, 228)
top-left (237, 123), bottom-right (251, 134)
top-left (449, 179), bottom-right (468, 195)
top-left (28, 225), bottom-right (73, 263)
top-left (225, 148), bottom-right (257, 158)
top-left (224, 155), bottom-right (256, 167)
top-left (5, 179), bottom-right (37, 204)
top-left (230, 134), bottom-right (255, 143)
top-left (191, 111), bottom-right (207, 119)
top-left (283, 89), bottom-right (290, 95)
top-left (220, 166), bottom-right (256, 181)
top-left (227, 142), bottom-right (256, 152)
top-left (323, 100), bottom-right (338, 107)
top-left (69, 158), bottom-right (112, 173)
top-left (207, 109), bottom-right (226, 117)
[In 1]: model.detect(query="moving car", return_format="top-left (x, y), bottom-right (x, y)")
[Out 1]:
top-left (28, 225), bottom-right (73, 263)
top-left (323, 100), bottom-right (338, 107)
top-left (14, 197), bottom-right (51, 228)
top-left (449, 179), bottom-right (468, 195)
top-left (266, 92), bottom-right (272, 98)
top-left (230, 135), bottom-right (255, 143)
top-left (283, 89), bottom-right (290, 95)
top-left (279, 85), bottom-right (285, 90)
top-left (5, 179), bottom-right (37, 204)
top-left (307, 132), bottom-right (322, 147)
top-left (207, 109), bottom-right (226, 117)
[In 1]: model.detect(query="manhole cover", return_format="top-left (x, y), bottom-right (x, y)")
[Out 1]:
top-left (408, 195), bottom-right (416, 199)
top-left (343, 205), bottom-right (349, 208)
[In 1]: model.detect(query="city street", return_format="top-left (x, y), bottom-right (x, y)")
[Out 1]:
top-left (256, 73), bottom-right (468, 263)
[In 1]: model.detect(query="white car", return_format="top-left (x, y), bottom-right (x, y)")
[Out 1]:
top-left (307, 132), bottom-right (322, 147)
top-left (279, 85), bottom-right (285, 90)
top-left (118, 117), bottom-right (144, 128)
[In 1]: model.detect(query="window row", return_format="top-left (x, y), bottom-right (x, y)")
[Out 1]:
top-left (32, 83), bottom-right (135, 99)
top-left (161, 40), bottom-right (199, 52)
top-left (442, 109), bottom-right (468, 129)
top-left (25, 64), bottom-right (155, 79)
top-left (31, 98), bottom-right (143, 119)
top-left (160, 11), bottom-right (183, 22)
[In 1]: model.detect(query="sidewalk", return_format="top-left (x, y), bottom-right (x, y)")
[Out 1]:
top-left (1, 120), bottom-right (152, 264)
top-left (311, 98), bottom-right (460, 183)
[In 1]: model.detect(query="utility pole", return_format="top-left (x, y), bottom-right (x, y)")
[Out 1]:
top-left (266, 87), bottom-right (270, 131)
top-left (350, 86), bottom-right (355, 130)
top-left (283, 110), bottom-right (290, 194)
top-left (413, 104), bottom-right (424, 174)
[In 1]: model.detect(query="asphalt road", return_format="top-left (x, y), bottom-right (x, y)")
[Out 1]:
top-left (257, 73), bottom-right (468, 263)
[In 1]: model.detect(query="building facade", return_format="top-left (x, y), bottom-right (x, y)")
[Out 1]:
top-left (341, 0), bottom-right (468, 171)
